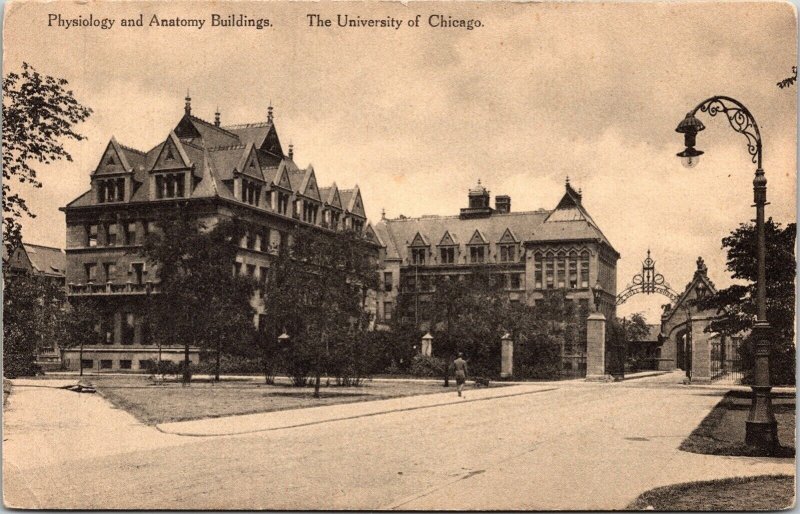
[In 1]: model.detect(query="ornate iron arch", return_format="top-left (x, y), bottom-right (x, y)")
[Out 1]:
top-left (616, 250), bottom-right (679, 305)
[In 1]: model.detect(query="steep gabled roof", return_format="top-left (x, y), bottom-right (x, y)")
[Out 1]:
top-left (298, 165), bottom-right (322, 202)
top-left (341, 186), bottom-right (366, 218)
top-left (319, 182), bottom-right (343, 209)
top-left (375, 210), bottom-right (551, 262)
top-left (364, 223), bottom-right (381, 245)
top-left (534, 181), bottom-right (616, 253)
top-left (17, 243), bottom-right (66, 277)
top-left (224, 121), bottom-right (272, 149)
top-left (208, 145), bottom-right (247, 181)
top-left (175, 114), bottom-right (240, 148)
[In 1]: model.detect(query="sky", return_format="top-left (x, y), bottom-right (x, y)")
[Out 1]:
top-left (4, 1), bottom-right (797, 321)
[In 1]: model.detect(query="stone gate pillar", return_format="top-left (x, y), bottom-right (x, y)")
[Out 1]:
top-left (585, 312), bottom-right (609, 381)
top-left (690, 320), bottom-right (711, 384)
top-left (500, 333), bottom-right (513, 378)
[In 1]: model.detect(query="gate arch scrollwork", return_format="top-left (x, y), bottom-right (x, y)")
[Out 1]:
top-left (616, 250), bottom-right (679, 305)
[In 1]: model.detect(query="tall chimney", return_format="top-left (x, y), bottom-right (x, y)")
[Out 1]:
top-left (495, 195), bottom-right (511, 214)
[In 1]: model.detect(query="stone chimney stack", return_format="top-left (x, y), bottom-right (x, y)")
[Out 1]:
top-left (184, 90), bottom-right (191, 115)
top-left (214, 107), bottom-right (221, 127)
top-left (267, 103), bottom-right (274, 123)
top-left (495, 195), bottom-right (511, 214)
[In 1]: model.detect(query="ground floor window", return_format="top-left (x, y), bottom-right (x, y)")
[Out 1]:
top-left (100, 360), bottom-right (113, 370)
top-left (119, 360), bottom-right (132, 370)
top-left (81, 359), bottom-right (93, 369)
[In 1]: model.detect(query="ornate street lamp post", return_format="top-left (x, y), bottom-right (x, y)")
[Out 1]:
top-left (675, 96), bottom-right (777, 450)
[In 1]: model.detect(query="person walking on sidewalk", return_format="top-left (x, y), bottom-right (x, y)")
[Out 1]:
top-left (454, 352), bottom-right (468, 397)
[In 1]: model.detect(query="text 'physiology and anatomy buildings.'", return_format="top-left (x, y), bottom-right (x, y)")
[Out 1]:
top-left (60, 97), bottom-right (378, 371)
top-left (373, 180), bottom-right (619, 325)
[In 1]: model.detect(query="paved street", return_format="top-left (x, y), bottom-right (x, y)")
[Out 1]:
top-left (3, 374), bottom-right (794, 510)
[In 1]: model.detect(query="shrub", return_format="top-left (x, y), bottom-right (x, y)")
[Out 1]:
top-left (410, 354), bottom-right (446, 377)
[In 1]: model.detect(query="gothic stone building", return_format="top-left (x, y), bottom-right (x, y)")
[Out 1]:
top-left (373, 180), bottom-right (619, 325)
top-left (61, 97), bottom-right (376, 372)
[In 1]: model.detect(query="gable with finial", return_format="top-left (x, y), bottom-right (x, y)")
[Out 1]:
top-left (326, 183), bottom-right (343, 209)
top-left (498, 228), bottom-right (519, 244)
top-left (271, 161), bottom-right (293, 190)
top-left (261, 124), bottom-right (284, 158)
top-left (438, 231), bottom-right (459, 247)
top-left (93, 137), bottom-right (132, 176)
top-left (409, 232), bottom-right (430, 247)
top-left (467, 229), bottom-right (488, 245)
top-left (347, 186), bottom-right (366, 217)
top-left (152, 132), bottom-right (192, 171)
top-left (300, 166), bottom-right (322, 202)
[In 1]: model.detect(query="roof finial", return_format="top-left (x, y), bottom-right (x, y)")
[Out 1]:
top-left (267, 101), bottom-right (273, 123)
top-left (381, 208), bottom-right (386, 220)
top-left (565, 175), bottom-right (570, 186)
top-left (477, 178), bottom-right (481, 185)
top-left (214, 106), bottom-right (220, 127)
top-left (288, 143), bottom-right (294, 160)
top-left (184, 90), bottom-right (191, 115)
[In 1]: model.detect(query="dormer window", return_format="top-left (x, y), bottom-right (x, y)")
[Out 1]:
top-left (411, 248), bottom-right (426, 265)
top-left (242, 178), bottom-right (262, 206)
top-left (499, 244), bottom-right (517, 263)
top-left (440, 247), bottom-right (455, 264)
top-left (352, 219), bottom-right (364, 233)
top-left (469, 246), bottom-right (485, 263)
top-left (302, 202), bottom-right (319, 224)
top-left (155, 172), bottom-right (185, 199)
top-left (277, 192), bottom-right (290, 215)
top-left (97, 178), bottom-right (125, 203)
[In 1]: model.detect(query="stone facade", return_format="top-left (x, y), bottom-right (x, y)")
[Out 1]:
top-left (61, 98), bottom-right (377, 372)
top-left (373, 180), bottom-right (619, 326)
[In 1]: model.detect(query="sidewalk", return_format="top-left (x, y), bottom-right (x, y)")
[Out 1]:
top-left (157, 383), bottom-right (556, 436)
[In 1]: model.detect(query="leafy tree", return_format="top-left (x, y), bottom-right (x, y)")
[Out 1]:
top-left (142, 209), bottom-right (259, 383)
top-left (697, 219), bottom-right (796, 385)
top-left (507, 291), bottom-right (584, 380)
top-left (61, 299), bottom-right (103, 376)
top-left (3, 63), bottom-right (92, 252)
top-left (612, 312), bottom-right (651, 372)
top-left (264, 226), bottom-right (379, 397)
top-left (2, 273), bottom-right (64, 377)
top-left (777, 66), bottom-right (797, 89)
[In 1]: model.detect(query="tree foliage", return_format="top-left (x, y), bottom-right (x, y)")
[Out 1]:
top-left (263, 226), bottom-right (379, 395)
top-left (3, 273), bottom-right (64, 377)
top-left (142, 209), bottom-right (259, 383)
top-left (3, 63), bottom-right (92, 252)
top-left (697, 219), bottom-right (796, 384)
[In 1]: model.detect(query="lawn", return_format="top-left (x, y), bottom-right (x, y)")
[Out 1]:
top-left (89, 375), bottom-right (503, 425)
top-left (679, 390), bottom-right (795, 458)
top-left (627, 475), bottom-right (795, 511)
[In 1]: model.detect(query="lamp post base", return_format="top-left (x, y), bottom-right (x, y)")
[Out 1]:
top-left (745, 385), bottom-right (779, 450)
